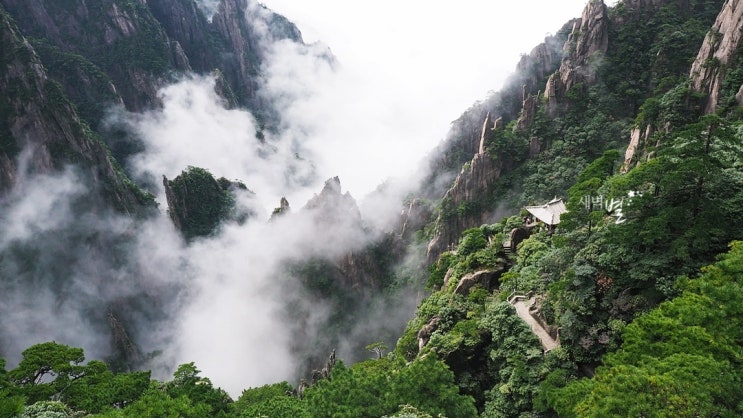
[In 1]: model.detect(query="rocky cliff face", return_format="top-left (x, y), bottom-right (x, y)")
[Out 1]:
top-left (544, 0), bottom-right (609, 117)
top-left (210, 0), bottom-right (302, 119)
top-left (690, 0), bottom-right (743, 113)
top-left (293, 177), bottom-right (377, 289)
top-left (423, 0), bottom-right (726, 261)
top-left (399, 198), bottom-right (433, 241)
top-left (424, 23), bottom-right (573, 199)
top-left (621, 0), bottom-right (728, 170)
top-left (423, 2), bottom-right (608, 263)
top-left (0, 0), bottom-right (304, 128)
top-left (422, 11), bottom-right (600, 263)
top-left (622, 124), bottom-right (657, 171)
top-left (426, 114), bottom-right (502, 261)
top-left (147, 0), bottom-right (214, 72)
top-left (0, 0), bottom-right (382, 378)
top-left (0, 0), bottom-right (309, 211)
top-left (0, 6), bottom-right (152, 213)
top-left (0, 0), bottom-right (187, 112)
top-left (513, 30), bottom-right (575, 132)
top-left (298, 176), bottom-right (418, 293)
top-left (270, 196), bottom-right (291, 220)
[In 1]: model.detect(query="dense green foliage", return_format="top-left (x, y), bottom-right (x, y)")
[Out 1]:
top-left (0, 343), bottom-right (474, 418)
top-left (0, 342), bottom-right (151, 417)
top-left (30, 39), bottom-right (121, 130)
top-left (303, 357), bottom-right (476, 418)
top-left (165, 167), bottom-right (240, 239)
top-left (396, 108), bottom-right (743, 413)
top-left (9, 0), bottom-right (173, 77)
top-left (548, 241), bottom-right (743, 416)
top-left (601, 0), bottom-right (723, 114)
top-left (397, 1), bottom-right (742, 416)
top-left (436, 0), bottom-right (726, 221)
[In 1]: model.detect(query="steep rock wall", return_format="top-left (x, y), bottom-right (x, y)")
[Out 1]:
top-left (622, 124), bottom-right (655, 171)
top-left (544, 0), bottom-right (609, 117)
top-left (0, 6), bottom-right (152, 212)
top-left (423, 23), bottom-right (572, 199)
top-left (513, 31), bottom-right (575, 132)
top-left (689, 0), bottom-right (743, 113)
top-left (423, 8), bottom-right (598, 262)
top-left (0, 0), bottom-right (188, 112)
top-left (623, 0), bottom-right (729, 170)
top-left (147, 0), bottom-right (214, 72)
top-left (426, 114), bottom-right (502, 261)
top-left (0, 0), bottom-right (305, 124)
top-left (209, 0), bottom-right (304, 118)
top-left (301, 177), bottom-right (381, 290)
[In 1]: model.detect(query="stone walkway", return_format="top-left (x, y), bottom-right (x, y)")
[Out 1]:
top-left (509, 296), bottom-right (559, 352)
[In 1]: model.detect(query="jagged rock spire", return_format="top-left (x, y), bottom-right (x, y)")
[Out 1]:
top-left (270, 196), bottom-right (291, 220)
top-left (478, 112), bottom-right (492, 155)
top-left (544, 0), bottom-right (609, 117)
top-left (426, 113), bottom-right (502, 262)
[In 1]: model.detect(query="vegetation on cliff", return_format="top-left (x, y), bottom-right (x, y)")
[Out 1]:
top-left (163, 166), bottom-right (249, 239)
top-left (3, 0), bottom-right (743, 416)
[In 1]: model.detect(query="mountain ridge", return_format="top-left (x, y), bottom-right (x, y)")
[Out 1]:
top-left (1, 0), bottom-right (743, 416)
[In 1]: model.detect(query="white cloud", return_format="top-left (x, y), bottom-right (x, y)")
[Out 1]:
top-left (125, 75), bottom-right (316, 213)
top-left (0, 163), bottom-right (85, 246)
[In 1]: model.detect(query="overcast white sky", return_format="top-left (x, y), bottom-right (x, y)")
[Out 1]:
top-left (261, 1), bottom-right (590, 102)
top-left (253, 1), bottom-right (620, 200)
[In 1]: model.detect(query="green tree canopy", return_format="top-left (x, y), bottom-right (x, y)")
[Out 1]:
top-left (550, 241), bottom-right (743, 417)
top-left (165, 363), bottom-right (232, 416)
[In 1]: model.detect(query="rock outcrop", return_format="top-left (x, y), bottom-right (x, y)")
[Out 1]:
top-left (513, 29), bottom-right (575, 132)
top-left (621, 0), bottom-right (728, 170)
top-left (622, 124), bottom-right (659, 171)
top-left (304, 176), bottom-right (362, 222)
top-left (163, 167), bottom-right (253, 239)
top-left (107, 308), bottom-right (142, 366)
top-left (453, 269), bottom-right (502, 297)
top-left (515, 30), bottom-right (574, 98)
top-left (399, 198), bottom-right (433, 240)
top-left (210, 0), bottom-right (272, 113)
top-left (209, 0), bottom-right (305, 119)
top-left (544, 0), bottom-right (609, 117)
top-left (420, 20), bottom-right (585, 262)
top-left (514, 92), bottom-right (539, 132)
top-left (417, 316), bottom-right (440, 352)
top-left (334, 248), bottom-right (387, 290)
top-left (270, 196), bottom-right (291, 220)
top-left (423, 24), bottom-right (573, 198)
top-left (147, 0), bottom-right (212, 72)
top-left (426, 114), bottom-right (502, 262)
top-left (689, 0), bottom-right (743, 113)
top-left (300, 177), bottom-right (385, 289)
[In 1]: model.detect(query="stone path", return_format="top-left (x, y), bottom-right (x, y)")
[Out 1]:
top-left (509, 296), bottom-right (559, 352)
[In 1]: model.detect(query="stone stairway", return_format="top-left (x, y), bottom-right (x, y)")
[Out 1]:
top-left (507, 294), bottom-right (559, 352)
